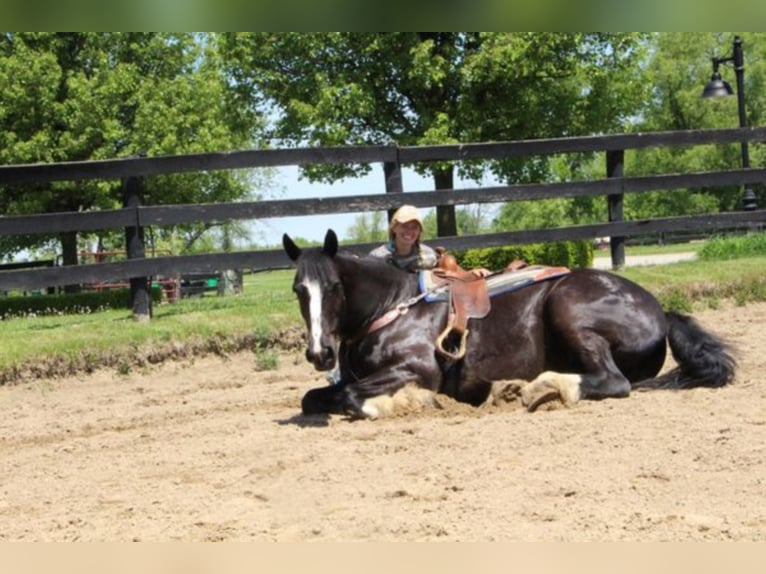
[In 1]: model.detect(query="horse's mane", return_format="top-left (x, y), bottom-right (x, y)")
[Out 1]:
top-left (335, 250), bottom-right (419, 312)
top-left (336, 250), bottom-right (416, 281)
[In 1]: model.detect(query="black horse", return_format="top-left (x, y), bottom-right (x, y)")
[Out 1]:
top-left (283, 230), bottom-right (736, 418)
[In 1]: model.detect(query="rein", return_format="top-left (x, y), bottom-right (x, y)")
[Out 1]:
top-left (366, 284), bottom-right (445, 335)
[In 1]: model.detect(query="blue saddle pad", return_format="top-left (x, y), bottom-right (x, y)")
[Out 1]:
top-left (418, 265), bottom-right (570, 303)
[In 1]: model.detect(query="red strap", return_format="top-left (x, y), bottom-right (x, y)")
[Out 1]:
top-left (367, 307), bottom-right (404, 334)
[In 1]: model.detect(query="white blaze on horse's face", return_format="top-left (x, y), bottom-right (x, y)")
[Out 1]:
top-left (304, 277), bottom-right (325, 359)
top-left (294, 272), bottom-right (340, 371)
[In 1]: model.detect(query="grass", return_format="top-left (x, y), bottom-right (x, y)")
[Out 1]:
top-left (592, 234), bottom-right (766, 309)
top-left (2, 234), bottom-right (765, 384)
top-left (698, 232), bottom-right (766, 260)
top-left (619, 256), bottom-right (766, 311)
top-left (592, 240), bottom-right (706, 258)
top-left (0, 269), bottom-right (300, 382)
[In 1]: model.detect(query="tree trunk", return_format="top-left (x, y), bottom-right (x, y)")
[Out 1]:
top-left (434, 168), bottom-right (457, 237)
top-left (60, 230), bottom-right (81, 293)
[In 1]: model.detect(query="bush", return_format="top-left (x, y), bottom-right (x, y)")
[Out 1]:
top-left (0, 287), bottom-right (163, 319)
top-left (455, 240), bottom-right (593, 271)
top-left (698, 232), bottom-right (766, 261)
top-left (658, 289), bottom-right (693, 313)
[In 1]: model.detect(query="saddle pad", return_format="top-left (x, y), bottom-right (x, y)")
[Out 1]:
top-left (419, 265), bottom-right (570, 303)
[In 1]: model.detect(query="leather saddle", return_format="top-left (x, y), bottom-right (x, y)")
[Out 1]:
top-left (431, 250), bottom-right (493, 361)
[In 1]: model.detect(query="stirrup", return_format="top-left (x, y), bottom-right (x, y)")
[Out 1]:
top-left (436, 324), bottom-right (469, 361)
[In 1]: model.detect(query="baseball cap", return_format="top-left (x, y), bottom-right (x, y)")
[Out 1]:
top-left (389, 205), bottom-right (423, 229)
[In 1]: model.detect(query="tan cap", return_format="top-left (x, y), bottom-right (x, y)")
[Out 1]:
top-left (389, 204), bottom-right (423, 229)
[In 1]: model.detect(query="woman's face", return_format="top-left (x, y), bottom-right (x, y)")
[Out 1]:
top-left (392, 220), bottom-right (421, 249)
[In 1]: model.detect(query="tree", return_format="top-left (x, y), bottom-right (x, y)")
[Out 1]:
top-left (492, 152), bottom-right (609, 232)
top-left (219, 33), bottom-right (649, 238)
top-left (0, 33), bottom-right (264, 268)
top-left (346, 211), bottom-right (387, 243)
top-left (629, 32), bottom-right (766, 215)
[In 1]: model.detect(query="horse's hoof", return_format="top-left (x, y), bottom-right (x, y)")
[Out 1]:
top-left (359, 385), bottom-right (440, 419)
top-left (485, 379), bottom-right (526, 406)
top-left (520, 380), bottom-right (561, 412)
top-left (302, 385), bottom-right (346, 415)
top-left (521, 372), bottom-right (582, 412)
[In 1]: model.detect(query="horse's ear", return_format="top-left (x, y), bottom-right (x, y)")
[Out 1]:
top-left (323, 229), bottom-right (338, 257)
top-left (283, 233), bottom-right (302, 262)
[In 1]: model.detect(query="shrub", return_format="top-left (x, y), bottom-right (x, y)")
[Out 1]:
top-left (0, 287), bottom-right (163, 319)
top-left (698, 232), bottom-right (766, 261)
top-left (658, 289), bottom-right (693, 313)
top-left (455, 240), bottom-right (593, 271)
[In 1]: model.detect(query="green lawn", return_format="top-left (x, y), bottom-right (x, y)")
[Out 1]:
top-left (0, 269), bottom-right (300, 379)
top-left (2, 248), bottom-right (765, 383)
top-left (592, 240), bottom-right (706, 258)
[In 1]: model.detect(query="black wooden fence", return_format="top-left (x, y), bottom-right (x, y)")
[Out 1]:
top-left (2, 127), bottom-right (766, 319)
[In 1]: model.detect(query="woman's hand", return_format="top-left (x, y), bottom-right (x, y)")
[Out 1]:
top-left (470, 267), bottom-right (491, 278)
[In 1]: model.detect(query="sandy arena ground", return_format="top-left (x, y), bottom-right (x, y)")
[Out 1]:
top-left (1, 302), bottom-right (765, 541)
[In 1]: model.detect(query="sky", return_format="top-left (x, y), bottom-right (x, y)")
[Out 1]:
top-left (250, 164), bottom-right (392, 246)
top-left (250, 165), bottom-right (500, 247)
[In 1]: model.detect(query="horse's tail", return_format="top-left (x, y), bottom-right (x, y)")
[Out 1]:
top-left (633, 311), bottom-right (736, 390)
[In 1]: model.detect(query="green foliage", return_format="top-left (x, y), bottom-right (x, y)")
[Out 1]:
top-left (619, 235), bottom-right (766, 310)
top-left (657, 289), bottom-right (693, 313)
top-left (732, 277), bottom-right (766, 306)
top-left (5, 32), bottom-right (766, 262)
top-left (0, 287), bottom-right (162, 319)
top-left (461, 33), bottom-right (649, 184)
top-left (493, 197), bottom-right (607, 232)
top-left (0, 32), bottom-right (266, 260)
top-left (487, 33), bottom-right (766, 225)
top-left (457, 240), bottom-right (593, 271)
top-left (630, 32), bottom-right (766, 214)
top-left (698, 232), bottom-right (766, 261)
top-left (252, 324), bottom-right (280, 371)
top-left (219, 32), bottom-right (647, 189)
top-left (624, 188), bottom-right (723, 220)
top-left (0, 270), bottom-right (300, 382)
top-left (253, 347), bottom-right (279, 371)
top-left (346, 211), bottom-right (388, 243)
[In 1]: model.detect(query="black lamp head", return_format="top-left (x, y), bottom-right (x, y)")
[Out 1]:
top-left (702, 71), bottom-right (734, 98)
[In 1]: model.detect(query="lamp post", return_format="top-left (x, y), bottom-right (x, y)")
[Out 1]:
top-left (702, 35), bottom-right (757, 210)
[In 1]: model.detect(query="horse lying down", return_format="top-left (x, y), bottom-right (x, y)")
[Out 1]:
top-left (283, 230), bottom-right (736, 419)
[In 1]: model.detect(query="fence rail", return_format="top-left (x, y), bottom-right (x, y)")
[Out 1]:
top-left (1, 127), bottom-right (765, 318)
top-left (3, 127), bottom-right (766, 185)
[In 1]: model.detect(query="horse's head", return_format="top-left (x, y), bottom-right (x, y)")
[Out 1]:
top-left (283, 229), bottom-right (344, 371)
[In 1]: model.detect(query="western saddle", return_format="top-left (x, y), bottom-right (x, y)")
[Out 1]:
top-left (431, 248), bottom-right (527, 361)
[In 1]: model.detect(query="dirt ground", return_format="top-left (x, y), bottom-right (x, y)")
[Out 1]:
top-left (1, 302), bottom-right (765, 542)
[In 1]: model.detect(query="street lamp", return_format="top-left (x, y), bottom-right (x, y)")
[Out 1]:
top-left (702, 35), bottom-right (757, 210)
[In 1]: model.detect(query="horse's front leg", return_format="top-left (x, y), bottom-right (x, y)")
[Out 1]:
top-left (301, 383), bottom-right (349, 415)
top-left (344, 368), bottom-right (438, 419)
top-left (301, 370), bottom-right (436, 419)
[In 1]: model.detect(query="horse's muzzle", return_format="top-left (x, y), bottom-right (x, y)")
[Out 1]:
top-left (306, 346), bottom-right (336, 371)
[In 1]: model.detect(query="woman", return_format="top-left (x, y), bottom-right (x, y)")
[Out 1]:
top-left (370, 204), bottom-right (490, 277)
top-left (369, 204), bottom-right (438, 272)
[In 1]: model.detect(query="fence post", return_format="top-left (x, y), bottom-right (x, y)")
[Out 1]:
top-left (123, 175), bottom-right (151, 322)
top-left (384, 149), bottom-right (404, 221)
top-left (434, 169), bottom-right (457, 237)
top-left (606, 149), bottom-right (626, 270)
